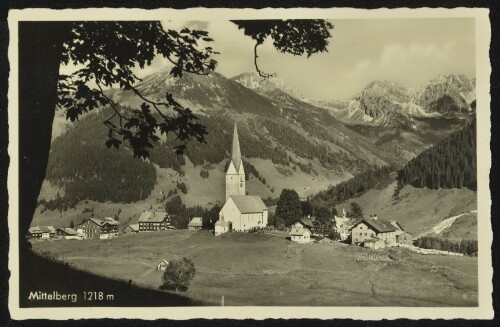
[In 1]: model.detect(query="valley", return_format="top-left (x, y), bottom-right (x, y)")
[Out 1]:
top-left (31, 231), bottom-right (478, 306)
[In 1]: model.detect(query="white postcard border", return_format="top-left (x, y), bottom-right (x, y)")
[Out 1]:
top-left (7, 7), bottom-right (493, 320)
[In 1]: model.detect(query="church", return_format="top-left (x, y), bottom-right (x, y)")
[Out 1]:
top-left (218, 124), bottom-right (268, 233)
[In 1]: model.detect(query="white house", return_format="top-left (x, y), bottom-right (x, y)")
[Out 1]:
top-left (56, 227), bottom-right (78, 240)
top-left (188, 217), bottom-right (203, 230)
top-left (289, 224), bottom-right (311, 244)
top-left (334, 208), bottom-right (352, 241)
top-left (214, 215), bottom-right (230, 236)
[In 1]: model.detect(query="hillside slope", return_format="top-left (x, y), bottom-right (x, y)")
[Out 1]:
top-left (335, 181), bottom-right (477, 237)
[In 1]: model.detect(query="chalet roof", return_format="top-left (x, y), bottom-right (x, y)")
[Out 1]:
top-left (123, 224), bottom-right (139, 231)
top-left (289, 226), bottom-right (309, 236)
top-left (29, 226), bottom-right (55, 234)
top-left (86, 218), bottom-right (106, 227)
top-left (57, 227), bottom-right (77, 235)
top-left (299, 217), bottom-right (315, 229)
top-left (138, 211), bottom-right (168, 223)
top-left (104, 217), bottom-right (120, 225)
top-left (188, 217), bottom-right (203, 227)
top-left (389, 220), bottom-right (410, 233)
top-left (359, 218), bottom-right (397, 233)
top-left (229, 195), bottom-right (267, 214)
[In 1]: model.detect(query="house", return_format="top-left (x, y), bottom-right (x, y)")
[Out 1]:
top-left (138, 210), bottom-right (172, 231)
top-left (56, 227), bottom-right (78, 240)
top-left (350, 215), bottom-right (412, 249)
top-left (27, 226), bottom-right (56, 239)
top-left (289, 224), bottom-right (311, 244)
top-left (219, 195), bottom-right (268, 232)
top-left (157, 260), bottom-right (169, 271)
top-left (76, 218), bottom-right (119, 239)
top-left (122, 223), bottom-right (140, 234)
top-left (334, 208), bottom-right (352, 241)
top-left (389, 220), bottom-right (413, 245)
top-left (214, 216), bottom-right (230, 236)
top-left (363, 237), bottom-right (385, 250)
top-left (218, 124), bottom-right (268, 232)
top-left (188, 217), bottom-right (203, 230)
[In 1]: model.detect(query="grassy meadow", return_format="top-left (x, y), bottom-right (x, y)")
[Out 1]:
top-left (32, 230), bottom-right (478, 306)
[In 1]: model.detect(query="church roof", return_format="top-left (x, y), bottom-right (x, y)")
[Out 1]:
top-left (229, 195), bottom-right (267, 214)
top-left (231, 123), bottom-right (242, 172)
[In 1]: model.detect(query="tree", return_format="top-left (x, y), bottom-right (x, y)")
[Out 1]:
top-left (69, 220), bottom-right (74, 229)
top-left (300, 200), bottom-right (313, 217)
top-left (19, 20), bottom-right (334, 248)
top-left (161, 257), bottom-right (196, 292)
top-left (312, 206), bottom-right (336, 239)
top-left (275, 189), bottom-right (302, 227)
top-left (348, 202), bottom-right (363, 223)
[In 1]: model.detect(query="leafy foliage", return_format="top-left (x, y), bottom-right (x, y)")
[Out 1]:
top-left (313, 206), bottom-right (337, 239)
top-left (232, 20), bottom-right (333, 77)
top-left (57, 22), bottom-right (218, 157)
top-left (275, 189), bottom-right (302, 227)
top-left (162, 257), bottom-right (196, 291)
top-left (396, 119), bottom-right (476, 191)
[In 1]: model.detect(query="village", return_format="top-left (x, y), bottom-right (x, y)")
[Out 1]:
top-left (28, 124), bottom-right (420, 254)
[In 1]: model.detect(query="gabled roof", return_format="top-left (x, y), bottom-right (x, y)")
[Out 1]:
top-left (138, 211), bottom-right (169, 223)
top-left (123, 224), bottom-right (139, 231)
top-left (299, 217), bottom-right (315, 229)
top-left (85, 218), bottom-right (106, 227)
top-left (229, 195), bottom-right (267, 214)
top-left (188, 217), bottom-right (203, 227)
top-left (28, 227), bottom-right (42, 234)
top-left (357, 218), bottom-right (397, 233)
top-left (104, 217), bottom-right (120, 225)
top-left (389, 220), bottom-right (409, 233)
top-left (290, 226), bottom-right (310, 236)
top-left (57, 227), bottom-right (77, 235)
top-left (29, 226), bottom-right (55, 234)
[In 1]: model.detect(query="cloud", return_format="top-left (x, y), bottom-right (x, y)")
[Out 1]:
top-left (345, 40), bottom-right (459, 81)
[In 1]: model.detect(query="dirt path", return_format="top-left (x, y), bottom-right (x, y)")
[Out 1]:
top-left (415, 210), bottom-right (477, 239)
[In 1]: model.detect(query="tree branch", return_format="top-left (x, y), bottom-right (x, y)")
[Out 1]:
top-left (254, 42), bottom-right (276, 79)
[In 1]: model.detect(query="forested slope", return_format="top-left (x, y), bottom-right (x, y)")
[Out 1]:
top-left (396, 119), bottom-right (476, 191)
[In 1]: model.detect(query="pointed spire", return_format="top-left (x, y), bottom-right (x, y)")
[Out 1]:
top-left (231, 123), bottom-right (242, 171)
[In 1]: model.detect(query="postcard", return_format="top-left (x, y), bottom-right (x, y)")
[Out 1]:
top-left (7, 7), bottom-right (493, 320)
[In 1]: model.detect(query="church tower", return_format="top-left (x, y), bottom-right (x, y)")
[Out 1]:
top-left (225, 124), bottom-right (245, 200)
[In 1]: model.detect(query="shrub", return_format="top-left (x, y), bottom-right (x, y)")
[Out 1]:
top-left (162, 257), bottom-right (196, 291)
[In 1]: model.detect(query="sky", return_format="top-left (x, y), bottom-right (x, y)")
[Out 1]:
top-left (62, 18), bottom-right (476, 101)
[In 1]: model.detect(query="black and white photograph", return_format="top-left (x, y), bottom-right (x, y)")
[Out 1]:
top-left (7, 7), bottom-right (492, 320)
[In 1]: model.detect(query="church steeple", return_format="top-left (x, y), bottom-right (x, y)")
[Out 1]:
top-left (231, 123), bottom-right (242, 172)
top-left (225, 123), bottom-right (245, 200)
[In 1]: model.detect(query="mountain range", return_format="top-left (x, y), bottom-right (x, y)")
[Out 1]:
top-left (41, 66), bottom-right (475, 208)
